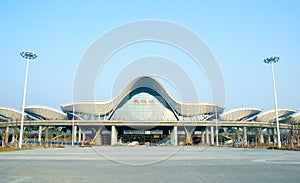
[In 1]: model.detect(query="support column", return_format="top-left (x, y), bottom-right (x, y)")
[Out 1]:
top-left (268, 129), bottom-right (271, 146)
top-left (38, 126), bottom-right (42, 144)
top-left (78, 128), bottom-right (82, 142)
top-left (82, 132), bottom-right (86, 141)
top-left (243, 127), bottom-right (247, 146)
top-left (210, 126), bottom-right (214, 145)
top-left (11, 130), bottom-right (15, 144)
top-left (5, 126), bottom-right (9, 145)
top-left (260, 132), bottom-right (264, 144)
top-left (237, 128), bottom-right (241, 142)
top-left (216, 126), bottom-right (219, 146)
top-left (45, 127), bottom-right (49, 147)
top-left (111, 126), bottom-right (117, 146)
top-left (73, 126), bottom-right (77, 143)
top-left (171, 126), bottom-right (178, 146)
top-left (206, 127), bottom-right (209, 145)
top-left (201, 130), bottom-right (205, 144)
top-left (94, 129), bottom-right (102, 145)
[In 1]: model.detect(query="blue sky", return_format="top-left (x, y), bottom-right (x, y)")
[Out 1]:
top-left (0, 0), bottom-right (299, 112)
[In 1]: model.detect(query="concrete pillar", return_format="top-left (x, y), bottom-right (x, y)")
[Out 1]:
top-left (82, 132), bottom-right (86, 141)
top-left (45, 127), bottom-right (49, 147)
top-left (206, 127), bottom-right (209, 144)
top-left (237, 128), bottom-right (241, 142)
top-left (5, 126), bottom-right (9, 144)
top-left (78, 128), bottom-right (82, 142)
top-left (73, 126), bottom-right (77, 143)
top-left (243, 127), bottom-right (247, 146)
top-left (38, 126), bottom-right (42, 144)
top-left (210, 126), bottom-right (214, 145)
top-left (111, 126), bottom-right (117, 146)
top-left (201, 130), bottom-right (205, 144)
top-left (260, 132), bottom-right (264, 144)
top-left (11, 130), bottom-right (15, 144)
top-left (216, 126), bottom-right (219, 146)
top-left (94, 129), bottom-right (102, 146)
top-left (171, 126), bottom-right (178, 146)
top-left (268, 129), bottom-right (271, 146)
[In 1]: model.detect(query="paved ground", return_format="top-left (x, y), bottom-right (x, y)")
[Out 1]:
top-left (0, 146), bottom-right (299, 183)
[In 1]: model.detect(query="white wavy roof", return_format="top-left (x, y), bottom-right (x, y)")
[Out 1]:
top-left (255, 108), bottom-right (297, 122)
top-left (0, 106), bottom-right (25, 121)
top-left (24, 105), bottom-right (67, 120)
top-left (291, 112), bottom-right (300, 123)
top-left (221, 107), bottom-right (262, 121)
top-left (61, 75), bottom-right (225, 116)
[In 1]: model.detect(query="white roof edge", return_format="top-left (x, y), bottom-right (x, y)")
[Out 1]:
top-left (257, 108), bottom-right (297, 116)
top-left (0, 106), bottom-right (22, 114)
top-left (291, 112), bottom-right (300, 117)
top-left (24, 105), bottom-right (67, 116)
top-left (61, 101), bottom-right (112, 107)
top-left (60, 75), bottom-right (225, 115)
top-left (221, 107), bottom-right (263, 116)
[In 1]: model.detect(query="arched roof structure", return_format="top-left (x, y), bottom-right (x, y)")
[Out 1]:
top-left (0, 106), bottom-right (26, 121)
top-left (61, 75), bottom-right (225, 117)
top-left (255, 108), bottom-right (297, 122)
top-left (24, 105), bottom-right (67, 120)
top-left (291, 112), bottom-right (300, 123)
top-left (221, 107), bottom-right (262, 121)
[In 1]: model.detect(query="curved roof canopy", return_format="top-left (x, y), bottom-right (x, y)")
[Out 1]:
top-left (221, 107), bottom-right (262, 121)
top-left (24, 105), bottom-right (67, 120)
top-left (61, 75), bottom-right (225, 117)
top-left (255, 108), bottom-right (297, 122)
top-left (291, 112), bottom-right (300, 123)
top-left (0, 106), bottom-right (26, 121)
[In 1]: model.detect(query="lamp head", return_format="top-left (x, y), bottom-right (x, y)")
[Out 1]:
top-left (20, 51), bottom-right (38, 60)
top-left (263, 56), bottom-right (280, 64)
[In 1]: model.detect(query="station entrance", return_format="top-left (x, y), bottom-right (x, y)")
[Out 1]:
top-left (116, 126), bottom-right (174, 145)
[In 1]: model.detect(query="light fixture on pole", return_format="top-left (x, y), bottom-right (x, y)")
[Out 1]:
top-left (263, 56), bottom-right (281, 149)
top-left (19, 51), bottom-right (37, 148)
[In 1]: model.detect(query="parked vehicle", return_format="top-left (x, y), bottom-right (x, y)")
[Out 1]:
top-left (233, 141), bottom-right (244, 147)
top-left (128, 141), bottom-right (139, 146)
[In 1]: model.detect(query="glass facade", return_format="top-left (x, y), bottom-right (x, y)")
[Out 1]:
top-left (110, 87), bottom-right (178, 121)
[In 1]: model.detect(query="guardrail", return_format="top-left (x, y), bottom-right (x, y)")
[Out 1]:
top-left (0, 120), bottom-right (299, 129)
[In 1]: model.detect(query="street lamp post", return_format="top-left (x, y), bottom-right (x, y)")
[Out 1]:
top-left (215, 107), bottom-right (218, 146)
top-left (263, 56), bottom-right (281, 149)
top-left (19, 51), bottom-right (37, 148)
top-left (72, 105), bottom-right (75, 146)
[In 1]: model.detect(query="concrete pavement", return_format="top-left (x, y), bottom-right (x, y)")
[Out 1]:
top-left (0, 146), bottom-right (299, 182)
